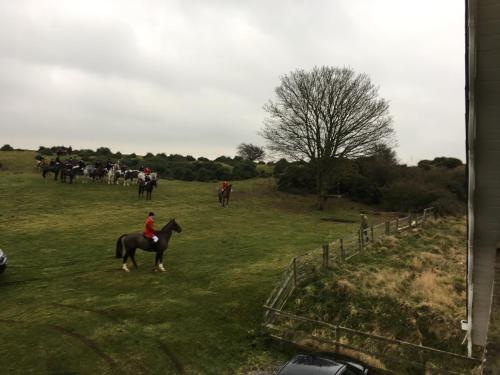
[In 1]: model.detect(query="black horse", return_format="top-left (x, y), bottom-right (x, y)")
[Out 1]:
top-left (42, 162), bottom-right (61, 180)
top-left (60, 163), bottom-right (80, 184)
top-left (218, 184), bottom-right (232, 207)
top-left (91, 166), bottom-right (107, 182)
top-left (115, 219), bottom-right (182, 272)
top-left (138, 178), bottom-right (157, 200)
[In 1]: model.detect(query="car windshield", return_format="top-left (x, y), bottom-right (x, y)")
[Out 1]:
top-left (278, 354), bottom-right (345, 375)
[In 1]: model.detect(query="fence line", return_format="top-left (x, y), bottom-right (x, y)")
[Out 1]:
top-left (265, 208), bottom-right (435, 320)
top-left (263, 306), bottom-right (481, 374)
top-left (261, 207), bottom-right (483, 373)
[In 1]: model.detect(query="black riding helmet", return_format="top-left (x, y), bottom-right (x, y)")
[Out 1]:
top-left (148, 212), bottom-right (155, 217)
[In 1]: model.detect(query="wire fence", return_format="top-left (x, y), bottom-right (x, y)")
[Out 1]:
top-left (262, 208), bottom-right (483, 373)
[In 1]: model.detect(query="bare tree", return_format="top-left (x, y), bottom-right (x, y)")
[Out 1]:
top-left (261, 66), bottom-right (394, 209)
top-left (237, 143), bottom-right (265, 161)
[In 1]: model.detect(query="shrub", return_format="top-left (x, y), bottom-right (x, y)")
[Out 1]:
top-left (38, 146), bottom-right (53, 156)
top-left (273, 158), bottom-right (289, 177)
top-left (432, 195), bottom-right (466, 216)
top-left (231, 161), bottom-right (258, 180)
top-left (196, 168), bottom-right (216, 182)
top-left (277, 164), bottom-right (316, 194)
top-left (348, 175), bottom-right (382, 204)
top-left (433, 157), bottom-right (463, 169)
top-left (381, 181), bottom-right (448, 213)
top-left (1, 144), bottom-right (14, 151)
top-left (96, 147), bottom-right (112, 156)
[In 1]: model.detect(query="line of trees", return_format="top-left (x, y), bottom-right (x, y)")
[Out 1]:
top-left (274, 154), bottom-right (465, 215)
top-left (35, 145), bottom-right (270, 182)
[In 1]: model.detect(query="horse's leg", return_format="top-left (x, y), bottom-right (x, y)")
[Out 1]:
top-left (153, 251), bottom-right (161, 271)
top-left (122, 247), bottom-right (131, 272)
top-left (131, 249), bottom-right (138, 269)
top-left (158, 250), bottom-right (166, 272)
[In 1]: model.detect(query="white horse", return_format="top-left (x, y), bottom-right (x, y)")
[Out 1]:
top-left (137, 172), bottom-right (157, 183)
top-left (106, 163), bottom-right (122, 184)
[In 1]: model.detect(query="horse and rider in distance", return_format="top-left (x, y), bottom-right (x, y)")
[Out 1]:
top-left (218, 180), bottom-right (232, 207)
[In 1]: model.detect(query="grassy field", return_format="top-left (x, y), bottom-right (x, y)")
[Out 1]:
top-left (0, 151), bottom-right (391, 374)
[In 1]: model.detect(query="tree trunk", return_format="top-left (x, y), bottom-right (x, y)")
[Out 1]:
top-left (316, 169), bottom-right (326, 210)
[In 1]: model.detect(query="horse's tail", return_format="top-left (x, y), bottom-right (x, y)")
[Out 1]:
top-left (115, 234), bottom-right (127, 258)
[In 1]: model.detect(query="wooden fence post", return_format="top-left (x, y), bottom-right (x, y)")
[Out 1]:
top-left (359, 229), bottom-right (364, 253)
top-left (335, 326), bottom-right (339, 353)
top-left (370, 225), bottom-right (374, 242)
top-left (322, 243), bottom-right (329, 270)
top-left (396, 217), bottom-right (399, 231)
top-left (423, 208), bottom-right (427, 222)
top-left (340, 239), bottom-right (345, 262)
top-left (385, 221), bottom-right (390, 235)
top-left (293, 257), bottom-right (297, 287)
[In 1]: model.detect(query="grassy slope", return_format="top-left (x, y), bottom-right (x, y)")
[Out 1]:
top-left (0, 151), bottom-right (392, 374)
top-left (288, 217), bottom-right (467, 355)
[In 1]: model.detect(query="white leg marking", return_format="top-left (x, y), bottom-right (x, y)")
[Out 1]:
top-left (122, 263), bottom-right (130, 272)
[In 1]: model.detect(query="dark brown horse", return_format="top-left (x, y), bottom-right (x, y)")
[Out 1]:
top-left (115, 219), bottom-right (182, 272)
top-left (218, 184), bottom-right (232, 207)
top-left (138, 178), bottom-right (157, 200)
top-left (42, 162), bottom-right (61, 180)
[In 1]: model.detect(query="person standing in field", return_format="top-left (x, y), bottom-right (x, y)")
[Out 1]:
top-left (144, 212), bottom-right (159, 248)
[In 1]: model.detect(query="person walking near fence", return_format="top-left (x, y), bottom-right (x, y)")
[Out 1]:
top-left (360, 213), bottom-right (369, 242)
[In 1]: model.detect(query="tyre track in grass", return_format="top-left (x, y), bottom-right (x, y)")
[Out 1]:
top-left (52, 302), bottom-right (186, 374)
top-left (0, 318), bottom-right (118, 372)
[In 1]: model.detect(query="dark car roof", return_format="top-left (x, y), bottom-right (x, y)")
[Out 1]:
top-left (277, 353), bottom-right (367, 375)
top-left (277, 354), bottom-right (346, 375)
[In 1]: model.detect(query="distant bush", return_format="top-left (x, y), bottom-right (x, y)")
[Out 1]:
top-left (196, 167), bottom-right (216, 182)
top-left (275, 152), bottom-right (466, 214)
top-left (38, 146), bottom-right (53, 156)
top-left (1, 144), bottom-right (14, 151)
top-left (273, 158), bottom-right (289, 177)
top-left (231, 161), bottom-right (258, 180)
top-left (277, 164), bottom-right (315, 194)
top-left (418, 157), bottom-right (463, 170)
top-left (381, 181), bottom-right (445, 212)
top-left (96, 147), bottom-right (112, 156)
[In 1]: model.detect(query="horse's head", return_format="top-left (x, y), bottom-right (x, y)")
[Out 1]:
top-left (170, 218), bottom-right (182, 233)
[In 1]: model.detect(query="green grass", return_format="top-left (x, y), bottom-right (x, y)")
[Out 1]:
top-left (0, 151), bottom-right (387, 374)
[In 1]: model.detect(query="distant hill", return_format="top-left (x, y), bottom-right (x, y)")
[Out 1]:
top-left (0, 150), bottom-right (38, 173)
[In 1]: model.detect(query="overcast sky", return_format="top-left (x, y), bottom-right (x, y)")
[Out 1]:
top-left (0, 0), bottom-right (465, 163)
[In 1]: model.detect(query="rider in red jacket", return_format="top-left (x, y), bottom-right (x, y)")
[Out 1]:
top-left (221, 180), bottom-right (229, 193)
top-left (144, 212), bottom-right (158, 245)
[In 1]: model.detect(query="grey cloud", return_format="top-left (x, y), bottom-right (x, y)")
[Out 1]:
top-left (0, 0), bottom-right (465, 161)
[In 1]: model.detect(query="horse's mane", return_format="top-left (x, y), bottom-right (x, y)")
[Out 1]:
top-left (160, 219), bottom-right (174, 232)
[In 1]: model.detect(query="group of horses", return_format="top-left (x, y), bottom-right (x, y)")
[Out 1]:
top-left (38, 159), bottom-right (157, 199)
